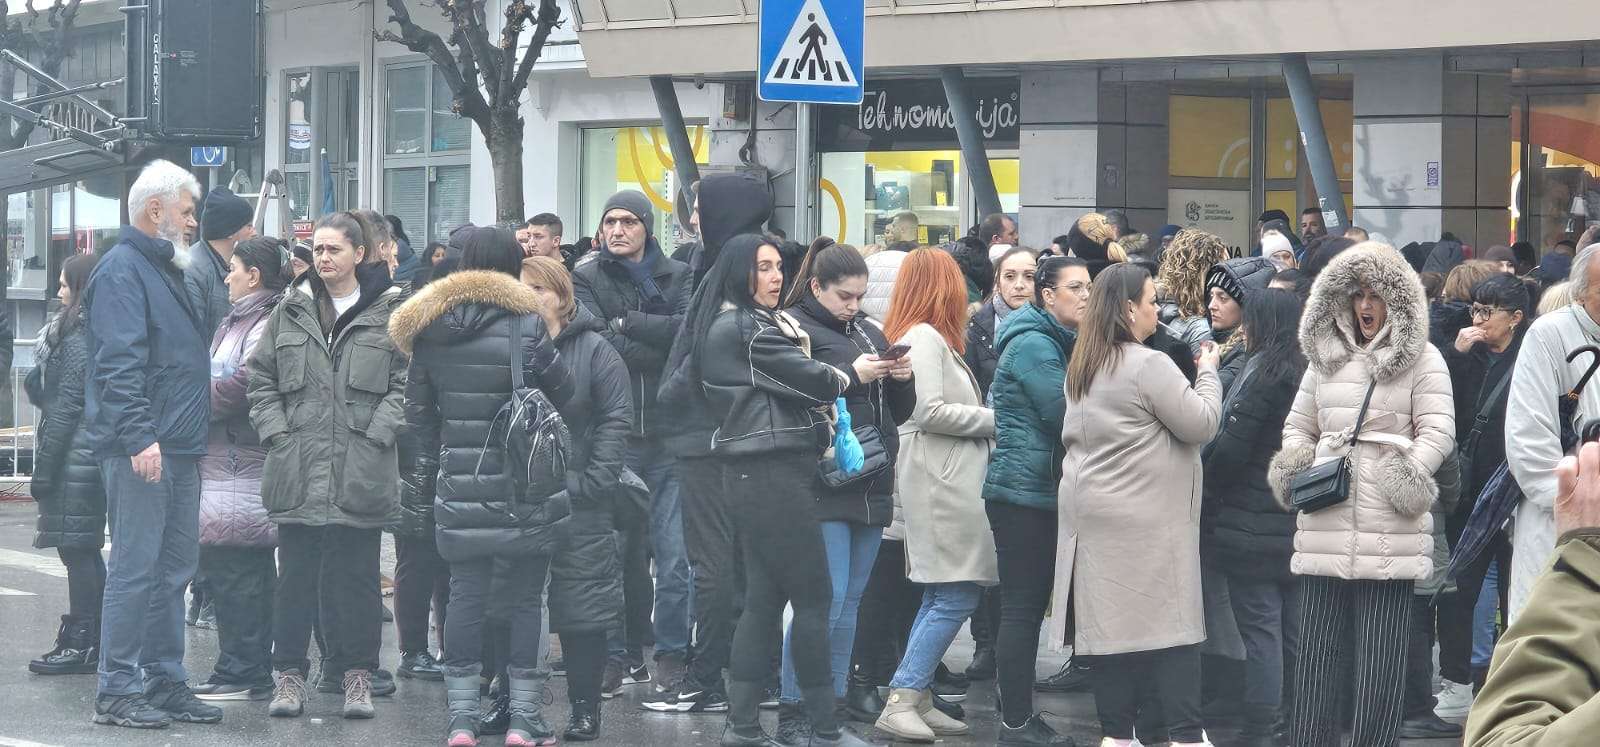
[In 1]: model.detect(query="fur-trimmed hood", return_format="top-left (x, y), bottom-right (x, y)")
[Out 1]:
top-left (388, 269), bottom-right (545, 355)
top-left (1300, 243), bottom-right (1428, 382)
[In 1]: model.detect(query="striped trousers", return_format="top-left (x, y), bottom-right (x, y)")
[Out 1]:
top-left (1292, 576), bottom-right (1413, 747)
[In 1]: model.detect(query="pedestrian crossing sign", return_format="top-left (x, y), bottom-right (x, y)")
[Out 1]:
top-left (758, 0), bottom-right (864, 105)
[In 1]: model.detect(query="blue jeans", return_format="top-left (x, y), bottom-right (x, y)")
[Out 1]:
top-left (609, 439), bottom-right (691, 658)
top-left (888, 581), bottom-right (983, 690)
top-left (1472, 562), bottom-right (1499, 670)
top-left (780, 521), bottom-right (882, 702)
top-left (97, 454), bottom-right (201, 697)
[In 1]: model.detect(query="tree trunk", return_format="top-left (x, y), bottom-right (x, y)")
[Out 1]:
top-left (486, 106), bottom-right (525, 226)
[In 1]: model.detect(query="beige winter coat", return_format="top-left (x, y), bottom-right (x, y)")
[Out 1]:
top-left (890, 323), bottom-right (998, 586)
top-left (1267, 244), bottom-right (1456, 582)
top-left (1049, 344), bottom-right (1222, 656)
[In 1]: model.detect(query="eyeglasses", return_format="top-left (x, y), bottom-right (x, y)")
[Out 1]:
top-left (1470, 304), bottom-right (1512, 319)
top-left (1050, 281), bottom-right (1092, 298)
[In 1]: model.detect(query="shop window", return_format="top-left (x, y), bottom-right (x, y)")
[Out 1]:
top-left (819, 151), bottom-right (1017, 248)
top-left (580, 125), bottom-right (710, 246)
top-left (283, 67), bottom-right (360, 231)
top-left (1513, 93), bottom-right (1600, 249)
top-left (1170, 96), bottom-right (1252, 179)
top-left (1264, 98), bottom-right (1353, 181)
top-left (382, 61), bottom-right (471, 246)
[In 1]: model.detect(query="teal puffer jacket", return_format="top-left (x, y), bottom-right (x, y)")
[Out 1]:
top-left (981, 303), bottom-right (1075, 510)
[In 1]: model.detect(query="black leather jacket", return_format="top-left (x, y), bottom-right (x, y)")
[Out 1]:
top-left (701, 307), bottom-right (851, 458)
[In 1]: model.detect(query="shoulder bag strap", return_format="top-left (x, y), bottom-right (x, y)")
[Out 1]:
top-left (509, 313), bottom-right (527, 391)
top-left (1472, 367), bottom-right (1514, 430)
top-left (1350, 378), bottom-right (1378, 441)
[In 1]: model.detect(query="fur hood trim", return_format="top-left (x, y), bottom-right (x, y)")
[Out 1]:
top-left (1300, 243), bottom-right (1428, 381)
top-left (388, 270), bottom-right (545, 354)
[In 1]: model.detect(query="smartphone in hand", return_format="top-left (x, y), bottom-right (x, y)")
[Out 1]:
top-left (880, 344), bottom-right (912, 361)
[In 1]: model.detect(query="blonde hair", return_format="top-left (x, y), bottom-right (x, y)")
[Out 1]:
top-left (1443, 260), bottom-right (1499, 302)
top-left (1158, 229), bottom-right (1229, 318)
top-left (520, 255), bottom-right (577, 320)
top-left (1539, 281), bottom-right (1573, 315)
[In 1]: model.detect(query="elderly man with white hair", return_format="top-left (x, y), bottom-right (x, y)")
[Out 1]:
top-left (1504, 224), bottom-right (1600, 625)
top-left (84, 159), bottom-right (221, 729)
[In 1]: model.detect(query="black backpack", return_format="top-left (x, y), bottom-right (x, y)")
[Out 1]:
top-left (482, 315), bottom-right (571, 510)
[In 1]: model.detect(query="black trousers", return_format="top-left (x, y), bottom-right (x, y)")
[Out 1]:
top-left (1438, 524), bottom-right (1511, 685)
top-left (724, 455), bottom-right (833, 693)
top-left (561, 630), bottom-right (608, 704)
top-left (1293, 576), bottom-right (1413, 747)
top-left (1228, 573), bottom-right (1300, 736)
top-left (1088, 644), bottom-right (1203, 743)
top-left (274, 524), bottom-right (383, 674)
top-left (1404, 594), bottom-right (1438, 719)
top-left (851, 537), bottom-right (922, 684)
top-left (611, 499), bottom-right (655, 666)
top-left (444, 553), bottom-right (551, 673)
top-left (986, 501), bottom-right (1056, 726)
top-left (201, 545), bottom-right (276, 686)
top-left (968, 588), bottom-right (1001, 651)
top-left (681, 454), bottom-right (740, 690)
top-left (394, 533), bottom-right (450, 655)
top-left (56, 546), bottom-right (106, 620)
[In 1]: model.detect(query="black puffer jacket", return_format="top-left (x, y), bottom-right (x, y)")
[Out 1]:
top-left (1445, 327), bottom-right (1525, 503)
top-left (789, 295), bottom-right (915, 527)
top-left (701, 306), bottom-right (851, 458)
top-left (964, 302), bottom-right (1003, 400)
top-left (572, 241), bottom-right (690, 440)
top-left (1430, 300), bottom-right (1472, 353)
top-left (546, 305), bottom-right (631, 633)
top-left (389, 270), bottom-right (577, 562)
top-left (27, 323), bottom-right (105, 550)
top-left (1203, 354), bottom-right (1302, 580)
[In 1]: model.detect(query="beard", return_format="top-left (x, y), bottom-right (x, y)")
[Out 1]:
top-left (157, 218), bottom-right (191, 268)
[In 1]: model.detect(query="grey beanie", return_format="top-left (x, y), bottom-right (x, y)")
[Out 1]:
top-left (599, 190), bottom-right (655, 238)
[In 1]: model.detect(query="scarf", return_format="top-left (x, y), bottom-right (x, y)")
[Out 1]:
top-left (991, 294), bottom-right (1018, 329)
top-left (609, 240), bottom-right (665, 305)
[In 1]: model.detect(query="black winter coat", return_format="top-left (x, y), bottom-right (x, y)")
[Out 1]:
top-left (964, 302), bottom-right (1003, 400)
top-left (1202, 354), bottom-right (1301, 580)
top-left (701, 307), bottom-right (851, 458)
top-left (789, 295), bottom-right (915, 527)
top-left (545, 306), bottom-right (631, 633)
top-left (1445, 327), bottom-right (1525, 504)
top-left (571, 241), bottom-right (690, 440)
top-left (27, 323), bottom-right (105, 550)
top-left (389, 270), bottom-right (577, 562)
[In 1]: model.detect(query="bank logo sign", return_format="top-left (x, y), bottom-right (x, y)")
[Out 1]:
top-left (758, 0), bottom-right (864, 105)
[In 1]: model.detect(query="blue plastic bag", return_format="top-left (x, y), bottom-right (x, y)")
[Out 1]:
top-left (833, 397), bottom-right (864, 475)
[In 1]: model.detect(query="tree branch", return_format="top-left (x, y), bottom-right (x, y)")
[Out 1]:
top-left (510, 0), bottom-right (562, 94)
top-left (376, 0), bottom-right (491, 132)
top-left (0, 0), bottom-right (83, 151)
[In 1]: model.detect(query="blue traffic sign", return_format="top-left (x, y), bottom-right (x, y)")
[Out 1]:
top-left (758, 0), bottom-right (863, 105)
top-left (190, 146), bottom-right (228, 168)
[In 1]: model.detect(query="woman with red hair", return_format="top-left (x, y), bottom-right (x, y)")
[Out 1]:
top-left (873, 248), bottom-right (999, 743)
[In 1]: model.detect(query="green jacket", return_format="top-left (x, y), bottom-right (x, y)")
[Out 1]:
top-left (981, 303), bottom-right (1075, 510)
top-left (247, 274), bottom-right (407, 529)
top-left (1465, 532), bottom-right (1600, 746)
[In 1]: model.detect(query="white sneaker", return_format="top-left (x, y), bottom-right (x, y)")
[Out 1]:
top-left (1434, 679), bottom-right (1475, 720)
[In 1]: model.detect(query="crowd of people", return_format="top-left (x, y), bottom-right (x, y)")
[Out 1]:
top-left (19, 154), bottom-right (1600, 747)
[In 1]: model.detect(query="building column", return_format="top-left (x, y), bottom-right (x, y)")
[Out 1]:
top-left (708, 86), bottom-right (798, 235)
top-left (1351, 55), bottom-right (1511, 248)
top-left (1018, 69), bottom-right (1168, 249)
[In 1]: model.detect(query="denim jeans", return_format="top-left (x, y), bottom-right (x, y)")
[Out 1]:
top-left (1472, 562), bottom-right (1499, 671)
top-left (779, 521), bottom-right (882, 702)
top-left (888, 581), bottom-right (982, 690)
top-left (630, 439), bottom-right (692, 657)
top-left (97, 455), bottom-right (201, 697)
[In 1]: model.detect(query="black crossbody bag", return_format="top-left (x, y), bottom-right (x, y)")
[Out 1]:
top-left (1289, 379), bottom-right (1376, 513)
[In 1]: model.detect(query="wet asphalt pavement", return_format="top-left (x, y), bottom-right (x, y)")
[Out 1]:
top-left (0, 499), bottom-right (1463, 746)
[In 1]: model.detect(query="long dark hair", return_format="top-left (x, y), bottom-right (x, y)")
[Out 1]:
top-left (783, 237), bottom-right (868, 308)
top-left (1242, 288), bottom-right (1307, 383)
top-left (685, 233), bottom-right (775, 373)
top-left (1066, 262), bottom-right (1150, 401)
top-left (50, 253), bottom-right (99, 346)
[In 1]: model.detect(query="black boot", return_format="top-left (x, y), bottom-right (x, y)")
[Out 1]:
top-left (721, 679), bottom-right (781, 747)
top-left (477, 674), bottom-right (510, 736)
top-left (776, 702), bottom-right (811, 746)
top-left (842, 675), bottom-right (884, 723)
top-left (928, 691), bottom-right (964, 721)
top-left (30, 615), bottom-right (98, 675)
top-left (998, 713), bottom-right (1076, 745)
top-left (563, 698), bottom-right (600, 742)
top-left (965, 646), bottom-right (997, 681)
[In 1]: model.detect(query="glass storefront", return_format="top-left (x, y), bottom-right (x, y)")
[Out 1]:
top-left (1513, 92), bottom-right (1600, 249)
top-left (580, 125), bottom-right (711, 247)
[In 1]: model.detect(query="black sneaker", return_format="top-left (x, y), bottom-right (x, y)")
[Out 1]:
top-left (398, 651), bottom-right (444, 681)
top-left (929, 678), bottom-right (967, 702)
top-left (622, 663), bottom-right (651, 686)
top-left (143, 679), bottom-right (224, 723)
top-left (93, 693), bottom-right (172, 729)
top-left (1035, 662), bottom-right (1092, 693)
top-left (998, 713), bottom-right (1075, 745)
top-left (318, 667), bottom-right (397, 696)
top-left (639, 683), bottom-right (730, 713)
top-left (192, 680), bottom-right (274, 701)
top-left (600, 659), bottom-right (627, 699)
top-left (547, 655), bottom-right (566, 676)
top-left (1400, 712), bottom-right (1464, 739)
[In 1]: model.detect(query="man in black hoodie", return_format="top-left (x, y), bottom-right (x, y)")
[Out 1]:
top-left (572, 190), bottom-right (695, 694)
top-left (645, 172), bottom-right (774, 714)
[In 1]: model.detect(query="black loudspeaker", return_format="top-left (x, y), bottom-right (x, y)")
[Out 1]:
top-left (124, 0), bottom-right (263, 143)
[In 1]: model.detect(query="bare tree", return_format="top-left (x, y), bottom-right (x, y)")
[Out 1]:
top-left (0, 0), bottom-right (84, 295)
top-left (377, 0), bottom-right (562, 225)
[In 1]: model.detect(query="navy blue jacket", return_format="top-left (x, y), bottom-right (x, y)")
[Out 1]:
top-left (83, 226), bottom-right (212, 458)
